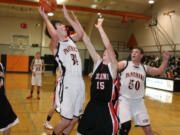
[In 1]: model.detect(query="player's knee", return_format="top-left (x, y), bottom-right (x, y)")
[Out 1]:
top-left (61, 118), bottom-right (71, 128)
top-left (119, 120), bottom-right (131, 135)
top-left (76, 132), bottom-right (82, 135)
top-left (72, 117), bottom-right (79, 125)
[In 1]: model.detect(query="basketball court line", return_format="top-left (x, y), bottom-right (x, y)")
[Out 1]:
top-left (153, 124), bottom-right (180, 128)
top-left (4, 85), bottom-right (180, 135)
top-left (17, 89), bottom-right (38, 135)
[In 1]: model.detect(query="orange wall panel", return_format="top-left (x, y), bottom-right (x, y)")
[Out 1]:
top-left (6, 55), bottom-right (29, 72)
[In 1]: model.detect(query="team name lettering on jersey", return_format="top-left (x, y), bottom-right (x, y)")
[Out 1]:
top-left (64, 45), bottom-right (78, 55)
top-left (126, 72), bottom-right (145, 81)
top-left (95, 73), bottom-right (109, 80)
top-left (35, 64), bottom-right (42, 67)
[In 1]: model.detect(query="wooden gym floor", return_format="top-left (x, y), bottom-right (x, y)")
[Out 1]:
top-left (1, 73), bottom-right (180, 135)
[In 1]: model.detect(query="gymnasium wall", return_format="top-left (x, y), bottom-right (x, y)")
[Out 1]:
top-left (6, 55), bottom-right (29, 72)
top-left (129, 0), bottom-right (180, 54)
top-left (0, 15), bottom-right (129, 54)
top-left (0, 16), bottom-right (42, 56)
top-left (0, 12), bottom-right (130, 72)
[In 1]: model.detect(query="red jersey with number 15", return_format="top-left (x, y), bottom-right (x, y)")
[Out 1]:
top-left (90, 60), bottom-right (117, 103)
top-left (55, 37), bottom-right (82, 77)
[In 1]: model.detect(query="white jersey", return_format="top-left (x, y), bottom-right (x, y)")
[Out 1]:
top-left (120, 61), bottom-right (147, 99)
top-left (55, 37), bottom-right (82, 77)
top-left (33, 59), bottom-right (43, 74)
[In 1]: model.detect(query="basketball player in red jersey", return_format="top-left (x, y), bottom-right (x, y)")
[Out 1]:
top-left (0, 63), bottom-right (19, 135)
top-left (71, 12), bottom-right (119, 135)
top-left (117, 48), bottom-right (170, 135)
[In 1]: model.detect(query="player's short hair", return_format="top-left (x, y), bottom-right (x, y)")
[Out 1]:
top-left (132, 47), bottom-right (144, 54)
top-left (103, 49), bottom-right (119, 60)
top-left (45, 20), bottom-right (63, 38)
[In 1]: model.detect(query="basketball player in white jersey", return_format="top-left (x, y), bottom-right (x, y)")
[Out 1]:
top-left (27, 52), bottom-right (45, 100)
top-left (117, 47), bottom-right (170, 135)
top-left (38, 4), bottom-right (85, 135)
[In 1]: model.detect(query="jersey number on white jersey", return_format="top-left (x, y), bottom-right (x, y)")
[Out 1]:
top-left (36, 66), bottom-right (41, 71)
top-left (128, 79), bottom-right (140, 91)
top-left (70, 54), bottom-right (79, 65)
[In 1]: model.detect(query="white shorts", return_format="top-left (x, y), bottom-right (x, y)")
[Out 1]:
top-left (118, 96), bottom-right (150, 126)
top-left (31, 73), bottom-right (42, 86)
top-left (55, 76), bottom-right (85, 120)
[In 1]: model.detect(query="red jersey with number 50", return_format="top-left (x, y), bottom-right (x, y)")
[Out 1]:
top-left (55, 37), bottom-right (82, 77)
top-left (120, 61), bottom-right (147, 99)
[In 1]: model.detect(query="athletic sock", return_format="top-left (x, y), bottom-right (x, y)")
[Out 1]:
top-left (30, 90), bottom-right (33, 95)
top-left (37, 90), bottom-right (40, 95)
top-left (47, 115), bottom-right (51, 121)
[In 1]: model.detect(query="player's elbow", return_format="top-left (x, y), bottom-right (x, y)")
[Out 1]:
top-left (49, 39), bottom-right (58, 50)
top-left (51, 32), bottom-right (59, 41)
top-left (153, 69), bottom-right (165, 76)
top-left (158, 69), bottom-right (166, 75)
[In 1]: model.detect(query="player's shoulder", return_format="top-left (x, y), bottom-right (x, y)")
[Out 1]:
top-left (118, 60), bottom-right (129, 72)
top-left (141, 63), bottom-right (147, 73)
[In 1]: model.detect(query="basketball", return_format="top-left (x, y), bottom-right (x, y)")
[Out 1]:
top-left (39, 0), bottom-right (57, 13)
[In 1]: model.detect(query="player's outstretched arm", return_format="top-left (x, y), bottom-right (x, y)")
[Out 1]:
top-left (147, 51), bottom-right (170, 75)
top-left (38, 7), bottom-right (59, 50)
top-left (63, 4), bottom-right (83, 41)
top-left (95, 18), bottom-right (118, 78)
top-left (71, 11), bottom-right (100, 64)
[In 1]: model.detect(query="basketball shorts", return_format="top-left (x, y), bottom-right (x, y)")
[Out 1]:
top-left (55, 76), bottom-right (85, 120)
top-left (118, 96), bottom-right (150, 127)
top-left (77, 101), bottom-right (119, 135)
top-left (31, 73), bottom-right (42, 86)
top-left (0, 93), bottom-right (19, 132)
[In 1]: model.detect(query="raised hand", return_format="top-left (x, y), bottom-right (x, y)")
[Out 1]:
top-left (162, 51), bottom-right (170, 61)
top-left (95, 18), bottom-right (104, 28)
top-left (71, 11), bottom-right (100, 63)
top-left (71, 11), bottom-right (85, 33)
top-left (38, 7), bottom-right (48, 20)
top-left (63, 4), bottom-right (70, 19)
